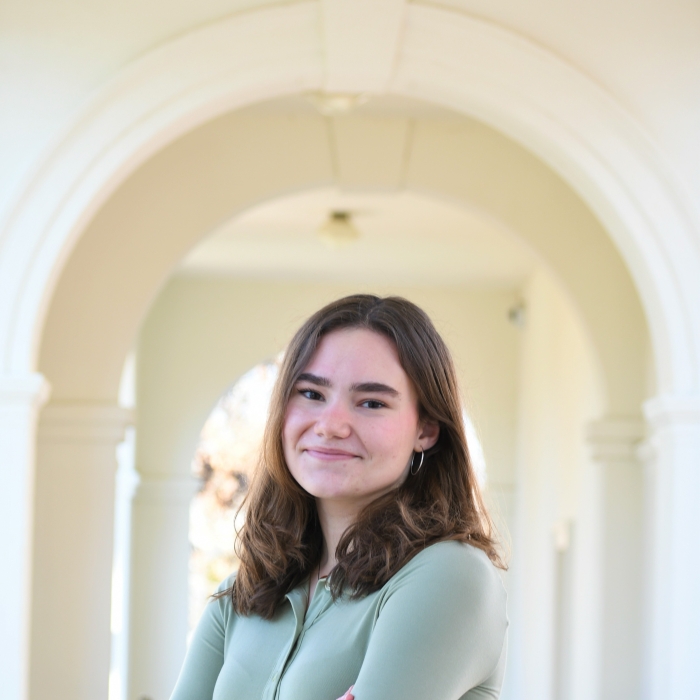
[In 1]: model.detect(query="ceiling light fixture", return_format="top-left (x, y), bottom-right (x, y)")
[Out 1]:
top-left (318, 211), bottom-right (360, 248)
top-left (306, 91), bottom-right (369, 116)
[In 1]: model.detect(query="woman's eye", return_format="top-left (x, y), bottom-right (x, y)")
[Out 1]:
top-left (361, 399), bottom-right (386, 409)
top-left (297, 388), bottom-right (323, 401)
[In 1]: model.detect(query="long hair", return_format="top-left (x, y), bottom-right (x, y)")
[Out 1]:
top-left (220, 294), bottom-right (505, 619)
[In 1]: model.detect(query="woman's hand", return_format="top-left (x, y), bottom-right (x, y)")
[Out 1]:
top-left (335, 685), bottom-right (354, 700)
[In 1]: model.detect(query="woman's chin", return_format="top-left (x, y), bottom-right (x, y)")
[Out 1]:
top-left (307, 485), bottom-right (358, 502)
top-left (302, 480), bottom-right (367, 503)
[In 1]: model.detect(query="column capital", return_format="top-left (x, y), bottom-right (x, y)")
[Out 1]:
top-left (586, 416), bottom-right (645, 461)
top-left (39, 401), bottom-right (134, 443)
top-left (643, 393), bottom-right (700, 430)
top-left (0, 372), bottom-right (50, 408)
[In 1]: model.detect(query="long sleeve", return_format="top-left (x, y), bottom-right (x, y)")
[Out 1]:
top-left (169, 585), bottom-right (230, 700)
top-left (350, 543), bottom-right (508, 700)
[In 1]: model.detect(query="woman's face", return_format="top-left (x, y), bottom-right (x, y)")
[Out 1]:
top-left (282, 328), bottom-right (439, 509)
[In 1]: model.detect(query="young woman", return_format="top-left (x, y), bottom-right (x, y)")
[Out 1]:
top-left (170, 294), bottom-right (508, 700)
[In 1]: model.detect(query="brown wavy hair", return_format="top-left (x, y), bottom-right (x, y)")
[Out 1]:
top-left (219, 294), bottom-right (505, 619)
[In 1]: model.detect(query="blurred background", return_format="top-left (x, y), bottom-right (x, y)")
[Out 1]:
top-left (1, 3), bottom-right (699, 700)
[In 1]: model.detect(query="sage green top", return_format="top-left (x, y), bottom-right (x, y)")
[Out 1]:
top-left (170, 541), bottom-right (508, 700)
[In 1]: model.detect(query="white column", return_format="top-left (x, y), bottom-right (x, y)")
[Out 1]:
top-left (128, 473), bottom-right (197, 700)
top-left (111, 427), bottom-right (140, 700)
top-left (587, 417), bottom-right (645, 700)
top-left (30, 402), bottom-right (132, 700)
top-left (0, 373), bottom-right (50, 700)
top-left (644, 395), bottom-right (700, 700)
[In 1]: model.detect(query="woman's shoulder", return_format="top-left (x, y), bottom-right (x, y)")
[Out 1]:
top-left (385, 540), bottom-right (506, 601)
top-left (374, 541), bottom-right (508, 644)
top-left (207, 571), bottom-right (238, 619)
top-left (217, 571), bottom-right (238, 592)
top-left (401, 539), bottom-right (500, 573)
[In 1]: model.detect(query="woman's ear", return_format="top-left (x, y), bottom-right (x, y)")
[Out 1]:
top-left (416, 420), bottom-right (440, 451)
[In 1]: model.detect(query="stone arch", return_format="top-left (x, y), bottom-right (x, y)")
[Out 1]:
top-left (0, 3), bottom-right (696, 397)
top-left (38, 106), bottom-right (645, 415)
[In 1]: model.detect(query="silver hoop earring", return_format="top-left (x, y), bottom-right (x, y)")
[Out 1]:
top-left (410, 448), bottom-right (424, 476)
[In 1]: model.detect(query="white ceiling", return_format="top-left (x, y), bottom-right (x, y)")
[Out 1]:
top-left (2, 0), bottom-right (698, 198)
top-left (178, 187), bottom-right (537, 287)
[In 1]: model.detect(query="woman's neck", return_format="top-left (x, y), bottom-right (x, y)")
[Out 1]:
top-left (315, 498), bottom-right (362, 575)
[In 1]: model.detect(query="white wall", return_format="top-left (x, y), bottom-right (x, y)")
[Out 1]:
top-left (507, 269), bottom-right (605, 700)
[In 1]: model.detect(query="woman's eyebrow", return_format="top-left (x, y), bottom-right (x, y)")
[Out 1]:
top-left (296, 374), bottom-right (400, 397)
top-left (296, 372), bottom-right (331, 387)
top-left (350, 382), bottom-right (399, 397)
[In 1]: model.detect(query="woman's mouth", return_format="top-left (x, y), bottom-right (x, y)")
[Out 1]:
top-left (303, 447), bottom-right (358, 461)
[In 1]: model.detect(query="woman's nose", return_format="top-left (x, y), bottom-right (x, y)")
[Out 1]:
top-left (314, 399), bottom-right (352, 439)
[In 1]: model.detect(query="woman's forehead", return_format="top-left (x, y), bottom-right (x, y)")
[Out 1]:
top-left (311, 328), bottom-right (397, 362)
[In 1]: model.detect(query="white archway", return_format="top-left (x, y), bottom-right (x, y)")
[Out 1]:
top-left (1, 3), bottom-right (699, 700)
top-left (0, 3), bottom-right (697, 390)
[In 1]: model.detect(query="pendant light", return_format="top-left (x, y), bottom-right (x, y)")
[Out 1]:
top-left (318, 211), bottom-right (360, 248)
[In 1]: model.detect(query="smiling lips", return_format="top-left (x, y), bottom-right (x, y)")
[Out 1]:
top-left (303, 447), bottom-right (359, 461)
